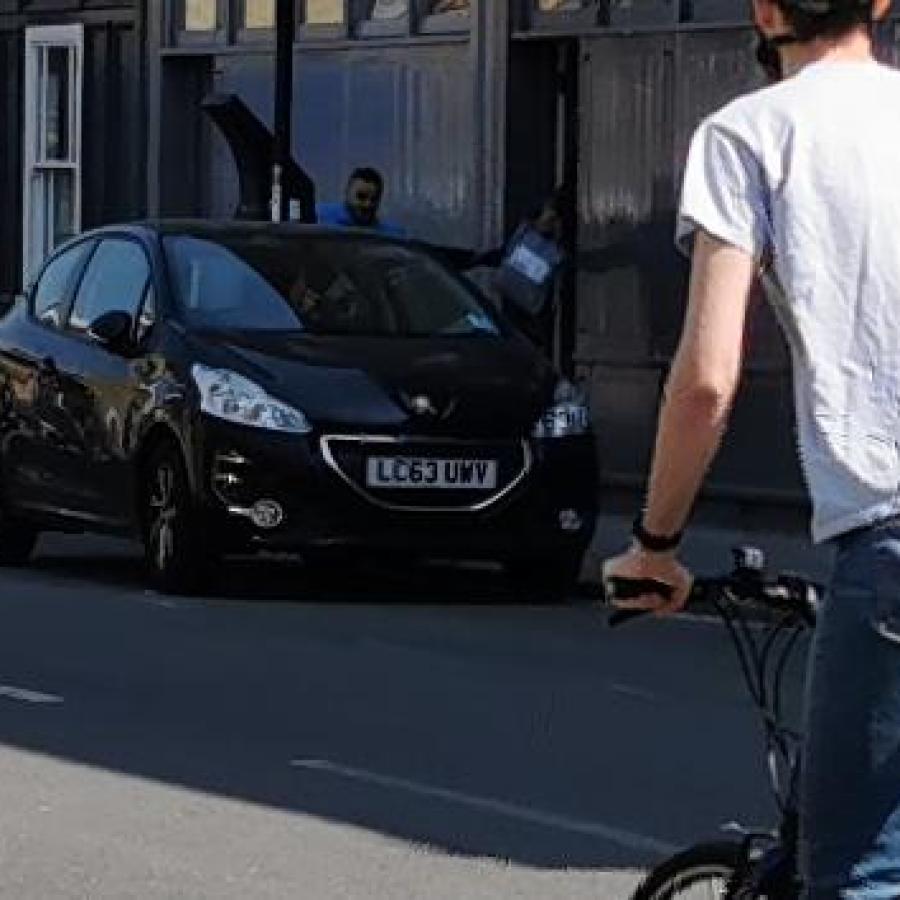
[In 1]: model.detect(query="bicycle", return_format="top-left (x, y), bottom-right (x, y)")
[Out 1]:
top-left (606, 546), bottom-right (822, 900)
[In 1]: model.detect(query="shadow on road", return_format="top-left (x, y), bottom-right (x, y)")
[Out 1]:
top-left (28, 535), bottom-right (575, 605)
top-left (0, 537), bottom-right (782, 874)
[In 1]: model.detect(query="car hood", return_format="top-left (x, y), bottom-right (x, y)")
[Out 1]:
top-left (190, 329), bottom-right (557, 436)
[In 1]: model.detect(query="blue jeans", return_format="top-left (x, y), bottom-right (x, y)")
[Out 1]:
top-left (800, 522), bottom-right (900, 898)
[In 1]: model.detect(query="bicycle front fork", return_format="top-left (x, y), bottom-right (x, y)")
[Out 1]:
top-left (721, 818), bottom-right (801, 899)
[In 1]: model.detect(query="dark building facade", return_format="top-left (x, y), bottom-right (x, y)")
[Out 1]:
top-left (0, 0), bottom-right (146, 295)
top-left (4, 0), bottom-right (898, 519)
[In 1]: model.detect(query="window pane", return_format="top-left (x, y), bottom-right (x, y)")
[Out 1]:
top-left (34, 46), bottom-right (45, 161)
top-left (429, 0), bottom-right (469, 12)
top-left (28, 169), bottom-right (75, 279)
top-left (536, 0), bottom-right (586, 9)
top-left (28, 172), bottom-right (48, 277)
top-left (185, 0), bottom-right (217, 30)
top-left (245, 0), bottom-right (274, 27)
top-left (45, 47), bottom-right (70, 161)
top-left (307, 0), bottom-right (344, 22)
top-left (52, 170), bottom-right (75, 249)
top-left (369, 0), bottom-right (408, 19)
top-left (70, 240), bottom-right (150, 332)
top-left (33, 242), bottom-right (93, 330)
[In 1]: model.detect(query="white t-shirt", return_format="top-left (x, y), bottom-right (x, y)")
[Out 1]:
top-left (678, 59), bottom-right (900, 543)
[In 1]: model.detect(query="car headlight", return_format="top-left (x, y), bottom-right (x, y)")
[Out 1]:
top-left (192, 364), bottom-right (312, 434)
top-left (532, 379), bottom-right (591, 439)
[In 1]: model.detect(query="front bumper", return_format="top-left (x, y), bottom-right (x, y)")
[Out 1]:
top-left (192, 417), bottom-right (598, 560)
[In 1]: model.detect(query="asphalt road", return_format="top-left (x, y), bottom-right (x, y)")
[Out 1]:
top-left (0, 533), bottom-right (812, 899)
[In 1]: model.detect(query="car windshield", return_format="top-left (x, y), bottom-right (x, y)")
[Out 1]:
top-left (163, 233), bottom-right (500, 338)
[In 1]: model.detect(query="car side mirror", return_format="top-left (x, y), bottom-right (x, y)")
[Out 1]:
top-left (88, 310), bottom-right (134, 353)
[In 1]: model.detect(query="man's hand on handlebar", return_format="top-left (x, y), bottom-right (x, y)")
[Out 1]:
top-left (601, 546), bottom-right (694, 616)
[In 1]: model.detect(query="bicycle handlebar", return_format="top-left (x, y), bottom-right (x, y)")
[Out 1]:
top-left (605, 551), bottom-right (821, 629)
top-left (605, 578), bottom-right (675, 628)
top-left (604, 548), bottom-right (821, 816)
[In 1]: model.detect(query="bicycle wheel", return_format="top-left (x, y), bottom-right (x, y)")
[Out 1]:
top-left (632, 841), bottom-right (743, 899)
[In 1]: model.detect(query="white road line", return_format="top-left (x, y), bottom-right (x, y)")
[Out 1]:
top-left (141, 593), bottom-right (179, 609)
top-left (0, 684), bottom-right (64, 704)
top-left (290, 758), bottom-right (676, 856)
top-left (608, 683), bottom-right (659, 702)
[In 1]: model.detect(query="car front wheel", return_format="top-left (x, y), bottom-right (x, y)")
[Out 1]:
top-left (140, 444), bottom-right (215, 595)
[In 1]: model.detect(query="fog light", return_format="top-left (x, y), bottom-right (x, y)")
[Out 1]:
top-left (250, 500), bottom-right (284, 530)
top-left (559, 509), bottom-right (583, 532)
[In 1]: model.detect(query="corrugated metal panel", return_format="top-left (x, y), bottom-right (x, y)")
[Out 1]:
top-left (159, 56), bottom-right (215, 218)
top-left (574, 35), bottom-right (674, 494)
top-left (576, 30), bottom-right (805, 502)
top-left (672, 29), bottom-right (761, 170)
top-left (504, 43), bottom-right (558, 228)
top-left (214, 44), bottom-right (478, 245)
top-left (576, 35), bottom-right (678, 365)
top-left (579, 35), bottom-right (672, 236)
top-left (82, 20), bottom-right (145, 228)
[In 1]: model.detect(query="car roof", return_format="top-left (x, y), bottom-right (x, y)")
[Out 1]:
top-left (91, 219), bottom-right (412, 248)
top-left (39, 219), bottom-right (465, 298)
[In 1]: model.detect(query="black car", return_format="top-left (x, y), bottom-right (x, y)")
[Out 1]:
top-left (0, 221), bottom-right (597, 594)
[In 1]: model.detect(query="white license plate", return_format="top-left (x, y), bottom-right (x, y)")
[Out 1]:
top-left (365, 457), bottom-right (498, 490)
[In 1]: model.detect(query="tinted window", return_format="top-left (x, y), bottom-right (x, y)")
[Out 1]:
top-left (69, 239), bottom-right (150, 334)
top-left (163, 234), bottom-right (500, 338)
top-left (32, 241), bottom-right (94, 329)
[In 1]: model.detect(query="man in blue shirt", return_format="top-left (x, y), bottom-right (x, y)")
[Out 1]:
top-left (316, 168), bottom-right (405, 238)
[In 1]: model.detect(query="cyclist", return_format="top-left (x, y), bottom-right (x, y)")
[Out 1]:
top-left (601, 0), bottom-right (900, 895)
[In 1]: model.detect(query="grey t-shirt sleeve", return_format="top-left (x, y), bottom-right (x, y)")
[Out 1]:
top-left (676, 117), bottom-right (769, 261)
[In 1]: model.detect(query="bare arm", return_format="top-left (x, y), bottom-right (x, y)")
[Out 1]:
top-left (602, 229), bottom-right (758, 611)
top-left (641, 231), bottom-right (757, 535)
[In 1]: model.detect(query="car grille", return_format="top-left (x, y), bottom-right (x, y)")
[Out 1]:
top-left (320, 435), bottom-right (531, 512)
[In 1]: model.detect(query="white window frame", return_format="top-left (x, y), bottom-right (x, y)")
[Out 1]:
top-left (23, 24), bottom-right (84, 289)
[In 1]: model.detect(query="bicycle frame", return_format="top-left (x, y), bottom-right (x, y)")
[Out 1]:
top-left (707, 577), bottom-right (812, 899)
top-left (611, 549), bottom-right (821, 900)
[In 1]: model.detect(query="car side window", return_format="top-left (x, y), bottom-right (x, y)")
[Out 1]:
top-left (32, 241), bottom-right (94, 330)
top-left (68, 238), bottom-right (150, 336)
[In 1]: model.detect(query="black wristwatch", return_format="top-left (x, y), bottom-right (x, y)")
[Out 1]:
top-left (632, 516), bottom-right (683, 553)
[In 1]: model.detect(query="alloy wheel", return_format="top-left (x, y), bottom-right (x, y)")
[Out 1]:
top-left (148, 461), bottom-right (178, 574)
top-left (141, 445), bottom-right (214, 595)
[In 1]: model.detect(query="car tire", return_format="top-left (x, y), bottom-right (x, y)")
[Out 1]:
top-left (505, 550), bottom-right (584, 601)
top-left (140, 443), bottom-right (216, 595)
top-left (0, 507), bottom-right (38, 567)
top-left (630, 840), bottom-right (745, 900)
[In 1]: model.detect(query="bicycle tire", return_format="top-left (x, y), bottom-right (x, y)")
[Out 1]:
top-left (632, 840), bottom-right (744, 899)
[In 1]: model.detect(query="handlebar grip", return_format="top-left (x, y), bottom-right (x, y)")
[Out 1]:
top-left (605, 577), bottom-right (674, 629)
